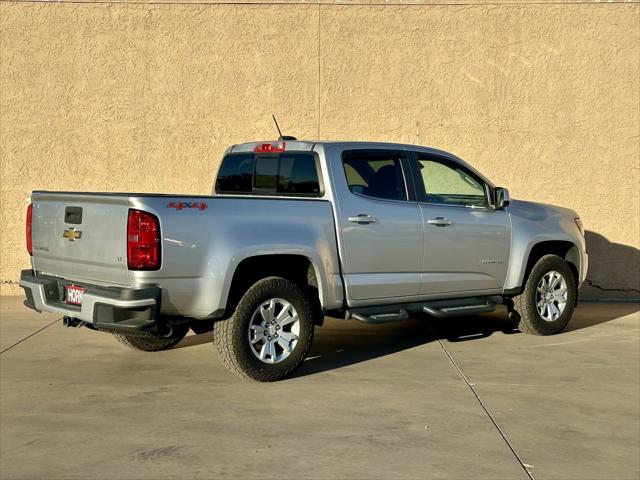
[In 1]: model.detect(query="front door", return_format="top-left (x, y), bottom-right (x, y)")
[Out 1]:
top-left (332, 148), bottom-right (423, 302)
top-left (408, 151), bottom-right (511, 295)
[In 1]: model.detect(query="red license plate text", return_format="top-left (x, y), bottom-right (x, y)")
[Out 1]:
top-left (65, 285), bottom-right (85, 305)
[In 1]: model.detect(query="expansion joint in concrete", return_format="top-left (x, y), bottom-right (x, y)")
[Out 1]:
top-left (437, 339), bottom-right (536, 480)
top-left (0, 317), bottom-right (62, 355)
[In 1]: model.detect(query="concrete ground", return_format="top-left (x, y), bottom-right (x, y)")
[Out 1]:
top-left (0, 296), bottom-right (638, 480)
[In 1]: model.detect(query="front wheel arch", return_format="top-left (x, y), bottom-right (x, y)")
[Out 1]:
top-left (520, 240), bottom-right (579, 292)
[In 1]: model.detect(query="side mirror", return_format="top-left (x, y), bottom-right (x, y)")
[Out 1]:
top-left (494, 187), bottom-right (510, 209)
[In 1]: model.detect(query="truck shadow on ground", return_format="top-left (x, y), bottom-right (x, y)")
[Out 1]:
top-left (294, 310), bottom-right (516, 378)
top-left (292, 303), bottom-right (639, 378)
top-left (176, 303), bottom-right (638, 376)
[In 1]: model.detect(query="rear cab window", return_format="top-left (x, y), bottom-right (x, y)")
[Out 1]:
top-left (215, 152), bottom-right (323, 197)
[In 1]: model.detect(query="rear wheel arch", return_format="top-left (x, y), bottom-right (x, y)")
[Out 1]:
top-left (224, 254), bottom-right (323, 324)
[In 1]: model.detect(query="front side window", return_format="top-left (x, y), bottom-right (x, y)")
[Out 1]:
top-left (413, 155), bottom-right (488, 207)
top-left (342, 150), bottom-right (407, 201)
top-left (216, 153), bottom-right (321, 196)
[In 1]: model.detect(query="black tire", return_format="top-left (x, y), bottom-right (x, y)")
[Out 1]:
top-left (510, 254), bottom-right (577, 335)
top-left (190, 320), bottom-right (214, 335)
top-left (214, 276), bottom-right (315, 382)
top-left (113, 324), bottom-right (189, 352)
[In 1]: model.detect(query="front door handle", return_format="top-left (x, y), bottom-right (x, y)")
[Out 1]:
top-left (427, 217), bottom-right (452, 226)
top-left (348, 214), bottom-right (377, 224)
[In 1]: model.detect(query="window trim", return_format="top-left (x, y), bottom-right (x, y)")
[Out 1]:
top-left (406, 151), bottom-right (492, 209)
top-left (214, 151), bottom-right (325, 198)
top-left (340, 149), bottom-right (416, 203)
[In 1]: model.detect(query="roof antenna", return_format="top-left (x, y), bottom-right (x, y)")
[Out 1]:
top-left (272, 114), bottom-right (297, 141)
top-left (272, 114), bottom-right (284, 140)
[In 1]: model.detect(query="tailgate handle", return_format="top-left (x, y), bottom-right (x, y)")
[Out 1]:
top-left (65, 206), bottom-right (83, 224)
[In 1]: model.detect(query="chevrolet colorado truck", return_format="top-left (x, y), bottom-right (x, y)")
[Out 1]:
top-left (20, 140), bottom-right (588, 381)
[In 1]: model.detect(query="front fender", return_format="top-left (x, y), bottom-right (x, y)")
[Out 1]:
top-left (504, 200), bottom-right (587, 291)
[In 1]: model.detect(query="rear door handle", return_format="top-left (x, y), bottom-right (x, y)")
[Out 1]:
top-left (427, 217), bottom-right (452, 226)
top-left (348, 214), bottom-right (377, 224)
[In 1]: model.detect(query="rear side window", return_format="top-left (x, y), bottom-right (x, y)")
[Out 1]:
top-left (215, 153), bottom-right (322, 196)
top-left (342, 150), bottom-right (407, 201)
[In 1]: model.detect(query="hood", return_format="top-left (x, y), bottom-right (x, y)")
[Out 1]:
top-left (508, 199), bottom-right (579, 223)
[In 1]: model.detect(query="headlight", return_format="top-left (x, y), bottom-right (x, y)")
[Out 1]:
top-left (574, 218), bottom-right (584, 236)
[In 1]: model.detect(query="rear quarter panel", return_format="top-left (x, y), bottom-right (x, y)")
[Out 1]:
top-left (129, 196), bottom-right (343, 318)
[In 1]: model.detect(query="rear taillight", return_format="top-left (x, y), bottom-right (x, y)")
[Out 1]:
top-left (26, 203), bottom-right (33, 255)
top-left (127, 209), bottom-right (161, 270)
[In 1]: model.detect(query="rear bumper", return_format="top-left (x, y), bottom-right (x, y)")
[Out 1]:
top-left (19, 270), bottom-right (160, 333)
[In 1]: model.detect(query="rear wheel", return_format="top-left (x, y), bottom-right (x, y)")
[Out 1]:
top-left (510, 254), bottom-right (577, 335)
top-left (113, 324), bottom-right (189, 352)
top-left (214, 276), bottom-right (314, 382)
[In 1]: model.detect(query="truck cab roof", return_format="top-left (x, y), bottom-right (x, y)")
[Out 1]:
top-left (226, 140), bottom-right (491, 187)
top-left (228, 140), bottom-right (457, 156)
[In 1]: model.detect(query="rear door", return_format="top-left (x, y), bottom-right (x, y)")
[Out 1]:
top-left (330, 148), bottom-right (423, 302)
top-left (407, 152), bottom-right (511, 294)
top-left (31, 192), bottom-right (130, 285)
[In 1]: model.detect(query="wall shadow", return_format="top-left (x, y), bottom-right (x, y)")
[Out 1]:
top-left (583, 230), bottom-right (640, 300)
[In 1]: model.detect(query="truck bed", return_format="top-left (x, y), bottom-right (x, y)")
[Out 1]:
top-left (29, 191), bottom-right (343, 318)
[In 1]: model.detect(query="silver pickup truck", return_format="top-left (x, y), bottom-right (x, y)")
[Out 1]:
top-left (20, 140), bottom-right (588, 381)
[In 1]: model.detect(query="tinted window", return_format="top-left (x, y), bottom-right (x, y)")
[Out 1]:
top-left (276, 155), bottom-right (321, 194)
top-left (413, 155), bottom-right (488, 207)
top-left (216, 153), bottom-right (321, 196)
top-left (342, 150), bottom-right (407, 201)
top-left (216, 154), bottom-right (254, 192)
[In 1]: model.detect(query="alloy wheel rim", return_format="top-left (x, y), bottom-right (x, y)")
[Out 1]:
top-left (248, 298), bottom-right (300, 364)
top-left (535, 270), bottom-right (568, 322)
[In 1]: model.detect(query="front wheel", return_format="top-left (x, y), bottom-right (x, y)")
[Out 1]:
top-left (214, 276), bottom-right (315, 381)
top-left (509, 254), bottom-right (577, 335)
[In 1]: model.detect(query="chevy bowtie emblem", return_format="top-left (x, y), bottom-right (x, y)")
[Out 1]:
top-left (63, 227), bottom-right (82, 241)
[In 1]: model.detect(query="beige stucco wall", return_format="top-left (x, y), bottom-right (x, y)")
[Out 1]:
top-left (1, 1), bottom-right (639, 299)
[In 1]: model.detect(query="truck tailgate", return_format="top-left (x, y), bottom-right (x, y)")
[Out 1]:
top-left (31, 192), bottom-right (130, 286)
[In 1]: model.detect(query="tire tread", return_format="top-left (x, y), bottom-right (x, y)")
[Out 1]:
top-left (113, 328), bottom-right (187, 352)
top-left (510, 254), bottom-right (576, 336)
top-left (213, 277), bottom-right (314, 382)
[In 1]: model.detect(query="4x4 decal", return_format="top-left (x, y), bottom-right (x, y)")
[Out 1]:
top-left (167, 201), bottom-right (208, 211)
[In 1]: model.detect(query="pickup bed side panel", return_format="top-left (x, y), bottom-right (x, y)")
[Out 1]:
top-left (129, 197), bottom-right (343, 318)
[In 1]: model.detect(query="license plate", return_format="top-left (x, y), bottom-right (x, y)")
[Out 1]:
top-left (65, 285), bottom-right (85, 305)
